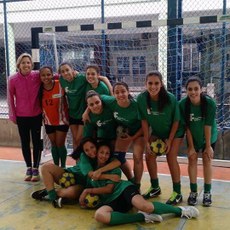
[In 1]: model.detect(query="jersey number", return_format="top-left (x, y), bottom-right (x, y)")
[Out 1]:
top-left (45, 99), bottom-right (53, 106)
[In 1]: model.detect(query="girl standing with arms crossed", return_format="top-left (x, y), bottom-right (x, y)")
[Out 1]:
top-left (180, 76), bottom-right (217, 207)
top-left (8, 53), bottom-right (42, 182)
top-left (137, 71), bottom-right (183, 205)
top-left (39, 66), bottom-right (69, 168)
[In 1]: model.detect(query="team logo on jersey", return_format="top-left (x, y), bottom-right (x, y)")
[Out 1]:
top-left (113, 112), bottom-right (127, 122)
top-left (147, 110), bottom-right (164, 116)
top-left (190, 113), bottom-right (202, 122)
top-left (64, 87), bottom-right (77, 94)
top-left (96, 119), bottom-right (113, 127)
top-left (52, 93), bottom-right (62, 98)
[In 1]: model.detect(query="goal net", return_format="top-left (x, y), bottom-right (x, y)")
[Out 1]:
top-left (38, 20), bottom-right (230, 153)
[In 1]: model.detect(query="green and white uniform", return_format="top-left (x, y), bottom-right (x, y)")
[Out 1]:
top-left (83, 105), bottom-right (117, 140)
top-left (65, 153), bottom-right (96, 186)
top-left (101, 95), bottom-right (141, 136)
top-left (89, 167), bottom-right (133, 204)
top-left (179, 96), bottom-right (218, 150)
top-left (85, 81), bottom-right (110, 95)
top-left (84, 158), bottom-right (185, 225)
top-left (59, 73), bottom-right (87, 119)
top-left (137, 91), bottom-right (180, 139)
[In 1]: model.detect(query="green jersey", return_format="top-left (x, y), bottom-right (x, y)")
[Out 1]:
top-left (137, 91), bottom-right (180, 139)
top-left (101, 95), bottom-right (141, 136)
top-left (65, 152), bottom-right (95, 186)
top-left (59, 73), bottom-right (87, 119)
top-left (85, 81), bottom-right (110, 95)
top-left (78, 153), bottom-right (97, 177)
top-left (89, 167), bottom-right (133, 204)
top-left (83, 105), bottom-right (117, 140)
top-left (179, 95), bottom-right (218, 150)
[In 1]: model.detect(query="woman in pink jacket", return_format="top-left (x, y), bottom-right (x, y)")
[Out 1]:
top-left (8, 53), bottom-right (42, 182)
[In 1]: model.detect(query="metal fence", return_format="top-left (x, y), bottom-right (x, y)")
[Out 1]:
top-left (1, 0), bottom-right (230, 159)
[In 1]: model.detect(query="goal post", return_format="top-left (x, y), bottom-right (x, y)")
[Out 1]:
top-left (31, 14), bottom-right (230, 153)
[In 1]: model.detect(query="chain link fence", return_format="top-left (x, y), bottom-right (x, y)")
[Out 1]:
top-left (1, 0), bottom-right (230, 159)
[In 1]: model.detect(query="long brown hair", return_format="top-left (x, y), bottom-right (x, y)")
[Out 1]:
top-left (145, 71), bottom-right (169, 112)
top-left (184, 76), bottom-right (208, 127)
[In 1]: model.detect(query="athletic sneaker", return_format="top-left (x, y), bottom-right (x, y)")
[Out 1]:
top-left (179, 206), bottom-right (199, 219)
top-left (24, 167), bottom-right (32, 181)
top-left (143, 187), bottom-right (161, 199)
top-left (61, 197), bottom-right (77, 205)
top-left (187, 192), bottom-right (198, 206)
top-left (203, 192), bottom-right (212, 207)
top-left (138, 211), bottom-right (163, 223)
top-left (31, 168), bottom-right (40, 182)
top-left (31, 189), bottom-right (48, 201)
top-left (52, 197), bottom-right (62, 208)
top-left (166, 191), bottom-right (183, 205)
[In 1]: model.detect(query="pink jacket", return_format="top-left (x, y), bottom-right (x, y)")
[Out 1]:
top-left (7, 70), bottom-right (42, 122)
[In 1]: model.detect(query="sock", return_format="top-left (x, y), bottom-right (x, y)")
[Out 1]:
top-left (109, 211), bottom-right (144, 225)
top-left (150, 178), bottom-right (159, 188)
top-left (190, 183), bottom-right (198, 192)
top-left (135, 183), bottom-right (141, 189)
top-left (58, 146), bottom-right (67, 168)
top-left (204, 183), bottom-right (211, 193)
top-left (128, 177), bottom-right (140, 189)
top-left (128, 177), bottom-right (135, 184)
top-left (47, 189), bottom-right (57, 201)
top-left (173, 182), bottom-right (181, 194)
top-left (152, 201), bottom-right (181, 216)
top-left (51, 146), bottom-right (59, 166)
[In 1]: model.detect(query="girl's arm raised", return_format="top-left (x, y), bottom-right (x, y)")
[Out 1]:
top-left (98, 76), bottom-right (113, 95)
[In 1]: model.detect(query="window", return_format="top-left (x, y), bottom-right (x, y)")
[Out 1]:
top-left (117, 57), bottom-right (130, 81)
top-left (132, 56), bottom-right (146, 76)
top-left (62, 47), bottom-right (95, 71)
top-left (183, 43), bottom-right (200, 72)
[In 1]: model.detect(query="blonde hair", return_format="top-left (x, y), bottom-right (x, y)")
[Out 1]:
top-left (16, 53), bottom-right (34, 71)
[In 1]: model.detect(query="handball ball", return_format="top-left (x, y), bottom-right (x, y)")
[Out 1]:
top-left (59, 172), bottom-right (76, 188)
top-left (150, 139), bottom-right (166, 156)
top-left (84, 193), bottom-right (100, 208)
top-left (116, 125), bottom-right (129, 138)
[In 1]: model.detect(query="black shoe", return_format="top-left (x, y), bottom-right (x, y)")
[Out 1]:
top-left (203, 192), bottom-right (212, 207)
top-left (143, 187), bottom-right (161, 199)
top-left (187, 192), bottom-right (198, 206)
top-left (166, 191), bottom-right (183, 205)
top-left (31, 189), bottom-right (48, 201)
top-left (61, 197), bottom-right (77, 205)
top-left (52, 197), bottom-right (62, 208)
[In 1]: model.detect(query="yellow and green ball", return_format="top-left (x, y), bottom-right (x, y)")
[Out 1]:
top-left (59, 172), bottom-right (76, 188)
top-left (150, 139), bottom-right (166, 156)
top-left (84, 193), bottom-right (100, 208)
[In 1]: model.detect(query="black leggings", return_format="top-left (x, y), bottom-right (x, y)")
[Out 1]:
top-left (17, 114), bottom-right (42, 168)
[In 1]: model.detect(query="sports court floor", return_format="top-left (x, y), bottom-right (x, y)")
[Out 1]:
top-left (0, 147), bottom-right (230, 230)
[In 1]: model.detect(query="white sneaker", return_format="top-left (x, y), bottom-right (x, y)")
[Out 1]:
top-left (138, 211), bottom-right (163, 223)
top-left (52, 197), bottom-right (62, 208)
top-left (179, 206), bottom-right (199, 219)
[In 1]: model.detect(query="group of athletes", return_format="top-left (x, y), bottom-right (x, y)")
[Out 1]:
top-left (7, 52), bottom-right (217, 225)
